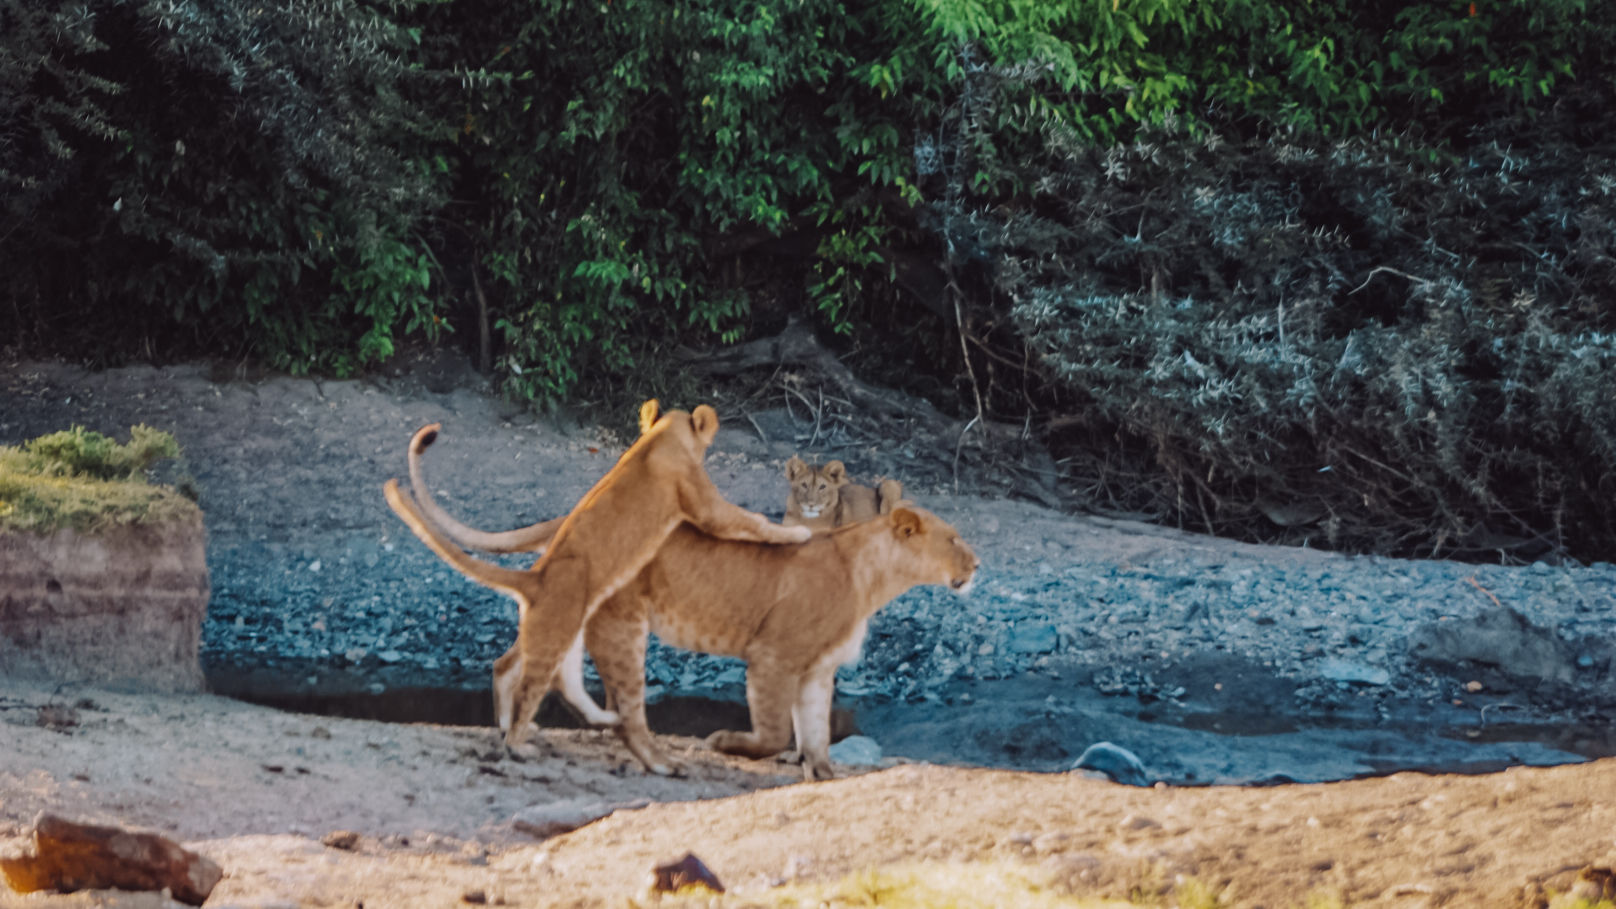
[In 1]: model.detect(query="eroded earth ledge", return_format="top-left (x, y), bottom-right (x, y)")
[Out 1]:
top-left (0, 512), bottom-right (208, 693)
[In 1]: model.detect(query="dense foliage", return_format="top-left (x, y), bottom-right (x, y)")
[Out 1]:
top-left (3, 0), bottom-right (1613, 558)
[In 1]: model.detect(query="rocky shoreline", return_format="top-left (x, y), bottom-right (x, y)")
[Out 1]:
top-left (4, 353), bottom-right (1614, 786)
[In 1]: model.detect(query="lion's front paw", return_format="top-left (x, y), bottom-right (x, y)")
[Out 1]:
top-left (803, 759), bottom-right (836, 782)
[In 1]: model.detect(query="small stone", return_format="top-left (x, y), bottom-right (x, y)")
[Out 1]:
top-left (1071, 742), bottom-right (1151, 787)
top-left (1465, 680), bottom-right (1484, 693)
top-left (462, 889), bottom-right (488, 904)
top-left (1318, 657), bottom-right (1390, 686)
top-left (651, 852), bottom-right (725, 894)
top-left (308, 559), bottom-right (322, 573)
top-left (1119, 813), bottom-right (1162, 831)
top-left (376, 650), bottom-right (404, 664)
top-left (513, 798), bottom-right (650, 839)
top-left (321, 830), bottom-right (361, 851)
top-left (828, 735), bottom-right (883, 767)
top-left (1007, 622), bottom-right (1059, 655)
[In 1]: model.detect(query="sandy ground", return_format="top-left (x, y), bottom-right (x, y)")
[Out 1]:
top-left (3, 349), bottom-right (1616, 907)
top-left (3, 677), bottom-right (1615, 907)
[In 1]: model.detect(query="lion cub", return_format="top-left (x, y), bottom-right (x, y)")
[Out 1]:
top-left (783, 456), bottom-right (904, 532)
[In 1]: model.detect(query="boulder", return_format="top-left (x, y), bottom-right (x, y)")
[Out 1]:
top-left (1409, 605), bottom-right (1576, 686)
top-left (0, 812), bottom-right (222, 906)
top-left (0, 513), bottom-right (208, 692)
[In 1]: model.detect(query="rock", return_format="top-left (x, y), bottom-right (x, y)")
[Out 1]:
top-left (1318, 658), bottom-right (1391, 686)
top-left (651, 852), bottom-right (725, 894)
top-left (0, 515), bottom-right (209, 692)
top-left (1007, 622), bottom-right (1059, 655)
top-left (0, 812), bottom-right (223, 906)
top-left (827, 735), bottom-right (883, 766)
top-left (511, 798), bottom-right (650, 839)
top-left (1569, 866), bottom-right (1616, 903)
top-left (321, 830), bottom-right (360, 851)
top-left (1409, 606), bottom-right (1577, 685)
top-left (1071, 742), bottom-right (1151, 787)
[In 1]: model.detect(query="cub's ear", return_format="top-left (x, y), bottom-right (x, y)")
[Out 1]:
top-left (822, 460), bottom-right (848, 485)
top-left (786, 455), bottom-right (809, 481)
top-left (891, 508), bottom-right (922, 539)
top-left (638, 399), bottom-right (661, 435)
top-left (876, 478), bottom-right (905, 514)
top-left (690, 404), bottom-right (720, 445)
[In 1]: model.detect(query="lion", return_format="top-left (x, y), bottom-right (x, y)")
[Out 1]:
top-left (783, 456), bottom-right (904, 533)
top-left (381, 400), bottom-right (811, 751)
top-left (400, 427), bottom-right (979, 780)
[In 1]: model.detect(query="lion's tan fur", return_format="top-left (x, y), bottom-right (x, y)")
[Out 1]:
top-left (382, 401), bottom-right (810, 753)
top-left (402, 431), bottom-right (978, 780)
top-left (783, 456), bottom-right (903, 533)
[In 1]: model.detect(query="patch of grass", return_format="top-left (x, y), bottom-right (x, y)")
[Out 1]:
top-left (649, 860), bottom-right (1206, 908)
top-left (0, 426), bottom-right (195, 534)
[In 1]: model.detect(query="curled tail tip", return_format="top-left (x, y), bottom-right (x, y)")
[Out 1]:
top-left (410, 423), bottom-right (441, 454)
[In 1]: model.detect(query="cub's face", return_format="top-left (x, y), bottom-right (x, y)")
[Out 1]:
top-left (785, 456), bottom-right (847, 519)
top-left (892, 508), bottom-right (980, 595)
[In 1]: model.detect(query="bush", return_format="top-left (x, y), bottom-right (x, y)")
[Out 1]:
top-left (981, 124), bottom-right (1616, 560)
top-left (0, 0), bottom-right (445, 374)
top-left (0, 426), bottom-right (191, 533)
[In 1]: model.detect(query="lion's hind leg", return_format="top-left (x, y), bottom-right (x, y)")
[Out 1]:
top-left (492, 643), bottom-right (521, 737)
top-left (586, 595), bottom-right (681, 776)
top-left (555, 633), bottom-right (620, 727)
top-left (503, 570), bottom-right (592, 750)
top-left (707, 661), bottom-right (797, 761)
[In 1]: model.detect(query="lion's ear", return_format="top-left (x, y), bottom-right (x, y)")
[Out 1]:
top-left (786, 455), bottom-right (809, 481)
top-left (823, 461), bottom-right (847, 485)
top-left (638, 399), bottom-right (661, 435)
top-left (690, 404), bottom-right (720, 445)
top-left (891, 508), bottom-right (922, 539)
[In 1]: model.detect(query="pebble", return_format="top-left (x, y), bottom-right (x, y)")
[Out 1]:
top-left (827, 735), bottom-right (883, 766)
top-left (1007, 622), bottom-right (1059, 655)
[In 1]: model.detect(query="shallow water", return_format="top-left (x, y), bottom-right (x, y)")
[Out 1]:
top-left (211, 666), bottom-right (1613, 788)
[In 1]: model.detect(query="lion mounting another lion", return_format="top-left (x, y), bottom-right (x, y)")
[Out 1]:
top-left (382, 400), bottom-right (811, 755)
top-left (388, 410), bottom-right (978, 779)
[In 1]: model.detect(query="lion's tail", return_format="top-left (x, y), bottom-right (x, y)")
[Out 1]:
top-left (383, 478), bottom-right (537, 598)
top-left (406, 423), bottom-right (562, 555)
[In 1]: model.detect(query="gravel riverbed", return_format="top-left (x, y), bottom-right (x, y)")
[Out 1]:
top-left (4, 352), bottom-right (1614, 787)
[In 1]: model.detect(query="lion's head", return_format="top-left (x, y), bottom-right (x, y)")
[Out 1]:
top-left (785, 456), bottom-right (849, 520)
top-left (888, 507), bottom-right (980, 595)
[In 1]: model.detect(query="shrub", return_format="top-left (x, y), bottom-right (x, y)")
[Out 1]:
top-left (0, 426), bottom-right (191, 533)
